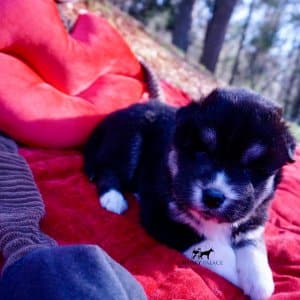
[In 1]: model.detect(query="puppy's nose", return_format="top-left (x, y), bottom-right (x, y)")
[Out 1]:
top-left (203, 189), bottom-right (225, 209)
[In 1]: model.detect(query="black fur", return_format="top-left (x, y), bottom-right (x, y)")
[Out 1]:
top-left (84, 88), bottom-right (295, 251)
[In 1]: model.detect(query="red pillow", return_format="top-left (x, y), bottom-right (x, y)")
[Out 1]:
top-left (0, 0), bottom-right (145, 148)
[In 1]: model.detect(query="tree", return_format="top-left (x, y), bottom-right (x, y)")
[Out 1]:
top-left (281, 45), bottom-right (300, 116)
top-left (285, 46), bottom-right (300, 119)
top-left (229, 0), bottom-right (256, 85)
top-left (171, 0), bottom-right (196, 52)
top-left (200, 0), bottom-right (238, 73)
top-left (246, 0), bottom-right (285, 88)
top-left (290, 87), bottom-right (300, 122)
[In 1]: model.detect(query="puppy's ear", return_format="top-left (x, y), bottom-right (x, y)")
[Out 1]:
top-left (275, 106), bottom-right (295, 163)
top-left (284, 127), bottom-right (296, 163)
top-left (274, 105), bottom-right (283, 118)
top-left (263, 97), bottom-right (297, 163)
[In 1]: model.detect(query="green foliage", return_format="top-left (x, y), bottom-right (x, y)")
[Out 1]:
top-left (250, 24), bottom-right (278, 52)
top-left (289, 122), bottom-right (300, 143)
top-left (249, 1), bottom-right (282, 53)
top-left (128, 0), bottom-right (175, 24)
top-left (290, 12), bottom-right (300, 25)
top-left (262, 0), bottom-right (281, 8)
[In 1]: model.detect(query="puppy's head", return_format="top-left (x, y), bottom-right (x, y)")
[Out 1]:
top-left (168, 88), bottom-right (295, 225)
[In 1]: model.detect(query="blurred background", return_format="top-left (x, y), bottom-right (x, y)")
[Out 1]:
top-left (83, 0), bottom-right (300, 138)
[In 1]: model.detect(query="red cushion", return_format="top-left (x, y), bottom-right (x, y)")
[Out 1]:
top-left (0, 0), bottom-right (145, 148)
top-left (0, 0), bottom-right (142, 94)
top-left (0, 53), bottom-right (101, 147)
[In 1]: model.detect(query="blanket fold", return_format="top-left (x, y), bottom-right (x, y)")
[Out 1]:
top-left (0, 0), bottom-right (145, 148)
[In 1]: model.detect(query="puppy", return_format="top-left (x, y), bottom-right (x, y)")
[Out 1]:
top-left (84, 88), bottom-right (295, 300)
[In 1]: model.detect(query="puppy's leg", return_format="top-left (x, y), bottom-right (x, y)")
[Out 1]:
top-left (94, 133), bottom-right (143, 215)
top-left (235, 226), bottom-right (274, 300)
top-left (100, 190), bottom-right (128, 214)
top-left (96, 172), bottom-right (128, 215)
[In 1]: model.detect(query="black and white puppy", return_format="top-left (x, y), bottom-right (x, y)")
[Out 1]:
top-left (84, 88), bottom-right (295, 300)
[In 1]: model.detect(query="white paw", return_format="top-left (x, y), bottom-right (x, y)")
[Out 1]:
top-left (238, 261), bottom-right (274, 300)
top-left (100, 190), bottom-right (128, 214)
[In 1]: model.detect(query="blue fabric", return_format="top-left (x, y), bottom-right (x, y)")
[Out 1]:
top-left (0, 245), bottom-right (147, 300)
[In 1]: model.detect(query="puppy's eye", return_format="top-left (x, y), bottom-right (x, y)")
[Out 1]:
top-left (195, 148), bottom-right (208, 159)
top-left (244, 163), bottom-right (272, 181)
top-left (180, 135), bottom-right (210, 155)
top-left (241, 143), bottom-right (266, 166)
top-left (194, 140), bottom-right (212, 156)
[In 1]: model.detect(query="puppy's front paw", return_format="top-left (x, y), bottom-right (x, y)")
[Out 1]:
top-left (238, 262), bottom-right (274, 300)
top-left (100, 190), bottom-right (128, 214)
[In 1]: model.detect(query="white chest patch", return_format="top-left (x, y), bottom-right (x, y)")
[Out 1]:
top-left (183, 220), bottom-right (239, 286)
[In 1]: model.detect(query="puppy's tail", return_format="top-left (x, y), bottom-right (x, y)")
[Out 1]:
top-left (139, 59), bottom-right (166, 103)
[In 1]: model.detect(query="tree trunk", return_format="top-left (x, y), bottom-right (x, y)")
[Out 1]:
top-left (172, 0), bottom-right (196, 52)
top-left (290, 86), bottom-right (300, 122)
top-left (200, 0), bottom-right (238, 73)
top-left (229, 0), bottom-right (255, 85)
top-left (283, 47), bottom-right (300, 117)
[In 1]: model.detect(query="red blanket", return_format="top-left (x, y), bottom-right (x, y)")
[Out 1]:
top-left (17, 144), bottom-right (300, 300)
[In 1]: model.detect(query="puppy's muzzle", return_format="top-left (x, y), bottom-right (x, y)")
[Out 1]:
top-left (202, 188), bottom-right (225, 209)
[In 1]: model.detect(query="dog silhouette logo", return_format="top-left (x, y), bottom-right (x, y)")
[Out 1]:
top-left (192, 247), bottom-right (214, 260)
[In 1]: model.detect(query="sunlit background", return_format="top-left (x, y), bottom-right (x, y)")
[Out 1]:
top-left (91, 0), bottom-right (300, 139)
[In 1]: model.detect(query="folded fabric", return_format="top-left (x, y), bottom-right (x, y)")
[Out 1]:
top-left (0, 0), bottom-right (142, 95)
top-left (0, 0), bottom-right (145, 148)
top-left (0, 245), bottom-right (147, 300)
top-left (0, 133), bottom-right (56, 272)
